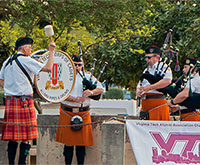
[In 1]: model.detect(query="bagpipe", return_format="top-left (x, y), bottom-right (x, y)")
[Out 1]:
top-left (77, 41), bottom-right (108, 100)
top-left (139, 29), bottom-right (200, 109)
top-left (142, 61), bottom-right (200, 110)
top-left (139, 29), bottom-right (180, 97)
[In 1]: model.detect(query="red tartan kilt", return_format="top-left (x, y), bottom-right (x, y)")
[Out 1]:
top-left (1, 98), bottom-right (38, 141)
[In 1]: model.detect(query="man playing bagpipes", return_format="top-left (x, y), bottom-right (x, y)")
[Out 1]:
top-left (167, 58), bottom-right (200, 121)
top-left (56, 54), bottom-right (104, 165)
top-left (136, 45), bottom-right (172, 120)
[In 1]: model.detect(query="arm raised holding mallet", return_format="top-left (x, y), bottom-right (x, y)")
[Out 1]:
top-left (41, 25), bottom-right (56, 72)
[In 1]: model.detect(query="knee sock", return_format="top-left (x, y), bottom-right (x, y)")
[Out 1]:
top-left (76, 146), bottom-right (86, 165)
top-left (7, 141), bottom-right (18, 165)
top-left (63, 145), bottom-right (74, 165)
top-left (18, 142), bottom-right (31, 165)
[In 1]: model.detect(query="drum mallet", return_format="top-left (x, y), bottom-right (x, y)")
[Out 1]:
top-left (44, 25), bottom-right (54, 41)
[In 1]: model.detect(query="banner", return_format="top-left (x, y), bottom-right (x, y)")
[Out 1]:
top-left (126, 120), bottom-right (200, 165)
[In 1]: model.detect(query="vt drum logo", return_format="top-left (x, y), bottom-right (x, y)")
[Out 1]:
top-left (45, 63), bottom-right (64, 90)
top-left (150, 132), bottom-right (200, 164)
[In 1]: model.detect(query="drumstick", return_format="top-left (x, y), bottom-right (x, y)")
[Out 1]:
top-left (44, 25), bottom-right (54, 41)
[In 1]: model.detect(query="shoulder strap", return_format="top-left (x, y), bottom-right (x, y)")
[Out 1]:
top-left (5, 53), bottom-right (34, 88)
top-left (5, 53), bottom-right (26, 68)
top-left (15, 58), bottom-right (33, 86)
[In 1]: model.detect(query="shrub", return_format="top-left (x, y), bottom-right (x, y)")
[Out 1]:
top-left (103, 87), bottom-right (124, 99)
top-left (130, 91), bottom-right (136, 99)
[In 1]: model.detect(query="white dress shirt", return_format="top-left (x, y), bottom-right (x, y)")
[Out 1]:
top-left (62, 72), bottom-right (103, 107)
top-left (0, 53), bottom-right (44, 96)
top-left (185, 73), bottom-right (200, 94)
top-left (137, 61), bottom-right (172, 94)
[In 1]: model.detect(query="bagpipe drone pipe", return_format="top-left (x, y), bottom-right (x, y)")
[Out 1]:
top-left (77, 41), bottom-right (108, 100)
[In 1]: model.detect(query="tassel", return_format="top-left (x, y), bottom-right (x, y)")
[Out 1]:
top-left (174, 61), bottom-right (180, 72)
top-left (174, 50), bottom-right (180, 72)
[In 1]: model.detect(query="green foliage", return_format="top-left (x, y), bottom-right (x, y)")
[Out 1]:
top-left (88, 38), bottom-right (146, 90)
top-left (144, 0), bottom-right (200, 59)
top-left (0, 0), bottom-right (199, 92)
top-left (103, 87), bottom-right (124, 99)
top-left (130, 91), bottom-right (136, 99)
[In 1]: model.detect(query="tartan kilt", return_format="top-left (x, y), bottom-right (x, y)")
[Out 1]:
top-left (1, 97), bottom-right (38, 141)
top-left (56, 107), bottom-right (93, 146)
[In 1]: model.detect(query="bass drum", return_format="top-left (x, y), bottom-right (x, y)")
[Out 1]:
top-left (31, 50), bottom-right (76, 103)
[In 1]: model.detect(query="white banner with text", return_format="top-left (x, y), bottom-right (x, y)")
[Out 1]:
top-left (126, 120), bottom-right (200, 165)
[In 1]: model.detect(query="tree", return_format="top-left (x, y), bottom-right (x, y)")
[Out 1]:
top-left (0, 0), bottom-right (199, 91)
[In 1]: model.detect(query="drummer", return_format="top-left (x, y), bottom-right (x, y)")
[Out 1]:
top-left (0, 36), bottom-right (56, 164)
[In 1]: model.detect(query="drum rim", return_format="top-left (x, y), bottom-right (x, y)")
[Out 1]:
top-left (31, 49), bottom-right (48, 56)
top-left (34, 49), bottom-right (76, 102)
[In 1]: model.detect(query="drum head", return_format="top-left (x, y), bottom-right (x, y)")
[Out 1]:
top-left (34, 50), bottom-right (76, 102)
top-left (31, 49), bottom-right (48, 61)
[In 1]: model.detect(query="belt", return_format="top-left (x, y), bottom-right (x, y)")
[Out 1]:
top-left (5, 95), bottom-right (33, 100)
top-left (141, 95), bottom-right (164, 100)
top-left (61, 104), bottom-right (90, 113)
top-left (181, 109), bottom-right (196, 114)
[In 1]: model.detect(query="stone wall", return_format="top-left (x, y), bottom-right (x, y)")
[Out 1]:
top-left (37, 115), bottom-right (137, 165)
top-left (0, 115), bottom-right (137, 165)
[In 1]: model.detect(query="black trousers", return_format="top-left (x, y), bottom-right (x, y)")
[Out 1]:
top-left (63, 145), bottom-right (86, 165)
top-left (7, 141), bottom-right (31, 165)
top-left (18, 142), bottom-right (31, 165)
top-left (7, 141), bottom-right (18, 165)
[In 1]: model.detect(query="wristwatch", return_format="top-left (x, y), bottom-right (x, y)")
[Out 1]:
top-left (170, 99), bottom-right (176, 105)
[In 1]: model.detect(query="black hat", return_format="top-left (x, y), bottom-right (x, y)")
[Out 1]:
top-left (72, 55), bottom-right (82, 62)
top-left (15, 36), bottom-right (33, 50)
top-left (183, 58), bottom-right (197, 66)
top-left (145, 45), bottom-right (161, 55)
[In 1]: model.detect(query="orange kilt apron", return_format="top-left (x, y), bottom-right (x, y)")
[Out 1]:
top-left (56, 106), bottom-right (93, 146)
top-left (141, 95), bottom-right (170, 121)
top-left (181, 112), bottom-right (200, 121)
